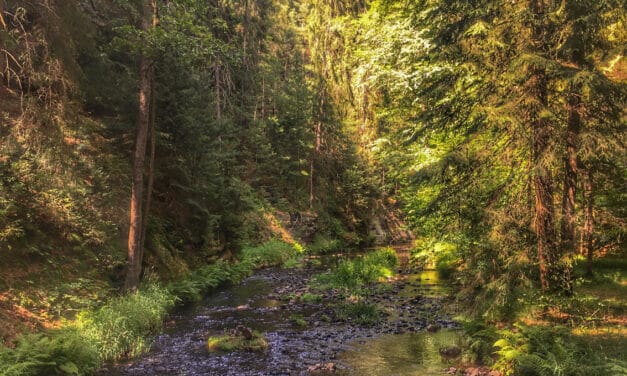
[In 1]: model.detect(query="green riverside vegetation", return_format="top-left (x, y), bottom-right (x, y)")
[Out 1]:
top-left (0, 0), bottom-right (625, 375)
top-left (0, 240), bottom-right (297, 375)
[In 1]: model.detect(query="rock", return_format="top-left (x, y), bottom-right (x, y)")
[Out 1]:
top-left (307, 362), bottom-right (336, 374)
top-left (426, 323), bottom-right (441, 332)
top-left (236, 325), bottom-right (254, 340)
top-left (439, 346), bottom-right (462, 359)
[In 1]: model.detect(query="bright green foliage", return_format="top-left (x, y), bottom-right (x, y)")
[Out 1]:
top-left (240, 240), bottom-right (300, 268)
top-left (315, 248), bottom-right (398, 290)
top-left (0, 330), bottom-right (98, 376)
top-left (299, 293), bottom-right (323, 304)
top-left (73, 284), bottom-right (176, 362)
top-left (493, 323), bottom-right (618, 376)
top-left (0, 238), bottom-right (297, 374)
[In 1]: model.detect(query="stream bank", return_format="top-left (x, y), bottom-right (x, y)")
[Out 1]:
top-left (99, 256), bottom-right (461, 375)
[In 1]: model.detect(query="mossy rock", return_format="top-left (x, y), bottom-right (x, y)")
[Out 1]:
top-left (207, 333), bottom-right (269, 352)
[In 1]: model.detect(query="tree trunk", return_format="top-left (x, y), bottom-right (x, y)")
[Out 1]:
top-left (529, 64), bottom-right (557, 292)
top-left (559, 90), bottom-right (580, 293)
top-left (309, 120), bottom-right (321, 209)
top-left (125, 0), bottom-right (156, 291)
top-left (139, 76), bottom-right (157, 266)
top-left (527, 0), bottom-right (558, 292)
top-left (215, 60), bottom-right (221, 121)
top-left (584, 169), bottom-right (594, 276)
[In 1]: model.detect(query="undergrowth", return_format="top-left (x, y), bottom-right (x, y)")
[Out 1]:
top-left (0, 239), bottom-right (296, 375)
top-left (313, 247), bottom-right (398, 291)
top-left (493, 323), bottom-right (624, 376)
top-left (307, 234), bottom-right (344, 255)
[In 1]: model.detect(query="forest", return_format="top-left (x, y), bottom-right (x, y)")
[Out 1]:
top-left (0, 0), bottom-right (625, 375)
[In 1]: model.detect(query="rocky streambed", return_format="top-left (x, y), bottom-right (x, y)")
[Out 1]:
top-left (99, 259), bottom-right (462, 375)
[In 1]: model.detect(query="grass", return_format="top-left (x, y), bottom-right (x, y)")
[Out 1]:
top-left (307, 234), bottom-right (344, 255)
top-left (240, 239), bottom-right (300, 268)
top-left (207, 332), bottom-right (268, 352)
top-left (313, 247), bottom-right (398, 291)
top-left (0, 239), bottom-right (297, 375)
top-left (74, 284), bottom-right (176, 362)
top-left (289, 314), bottom-right (308, 327)
top-left (300, 293), bottom-right (322, 303)
top-left (336, 301), bottom-right (382, 326)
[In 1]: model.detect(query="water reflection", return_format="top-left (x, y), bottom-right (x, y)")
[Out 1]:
top-left (340, 330), bottom-right (463, 375)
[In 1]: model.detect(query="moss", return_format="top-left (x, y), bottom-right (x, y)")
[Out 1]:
top-left (207, 333), bottom-right (269, 352)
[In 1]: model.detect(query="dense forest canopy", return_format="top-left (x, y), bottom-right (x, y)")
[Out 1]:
top-left (0, 0), bottom-right (625, 375)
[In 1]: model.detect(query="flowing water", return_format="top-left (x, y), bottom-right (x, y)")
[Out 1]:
top-left (99, 257), bottom-right (463, 375)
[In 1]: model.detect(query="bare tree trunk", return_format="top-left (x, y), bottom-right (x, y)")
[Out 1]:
top-left (139, 75), bottom-right (157, 266)
top-left (215, 60), bottom-right (221, 121)
top-left (560, 90), bottom-right (580, 293)
top-left (309, 120), bottom-right (321, 209)
top-left (584, 169), bottom-right (594, 276)
top-left (125, 0), bottom-right (156, 291)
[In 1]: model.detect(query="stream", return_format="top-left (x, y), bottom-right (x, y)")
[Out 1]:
top-left (99, 255), bottom-right (462, 375)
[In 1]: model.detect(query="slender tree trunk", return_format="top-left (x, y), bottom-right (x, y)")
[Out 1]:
top-left (529, 64), bottom-right (557, 291)
top-left (584, 169), bottom-right (594, 276)
top-left (125, 0), bottom-right (156, 291)
top-left (560, 90), bottom-right (580, 293)
top-left (528, 0), bottom-right (558, 292)
top-left (309, 120), bottom-right (321, 209)
top-left (139, 76), bottom-right (157, 265)
top-left (215, 60), bottom-right (221, 121)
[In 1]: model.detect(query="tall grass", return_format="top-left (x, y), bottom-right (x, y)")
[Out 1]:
top-left (315, 247), bottom-right (398, 290)
top-left (0, 239), bottom-right (297, 375)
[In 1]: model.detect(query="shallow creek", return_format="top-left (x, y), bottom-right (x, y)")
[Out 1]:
top-left (99, 259), bottom-right (462, 375)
